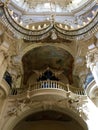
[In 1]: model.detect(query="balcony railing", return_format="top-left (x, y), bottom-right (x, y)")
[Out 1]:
top-left (11, 80), bottom-right (86, 96)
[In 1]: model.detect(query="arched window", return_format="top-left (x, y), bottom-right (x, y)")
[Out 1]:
top-left (4, 71), bottom-right (12, 87)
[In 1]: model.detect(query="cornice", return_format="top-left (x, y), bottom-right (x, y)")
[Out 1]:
top-left (0, 1), bottom-right (98, 41)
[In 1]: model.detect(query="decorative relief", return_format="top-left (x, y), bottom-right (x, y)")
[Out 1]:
top-left (7, 41), bottom-right (23, 88)
top-left (73, 56), bottom-right (88, 87)
top-left (5, 98), bottom-right (40, 117)
top-left (5, 92), bottom-right (88, 123)
top-left (0, 1), bottom-right (98, 41)
top-left (86, 48), bottom-right (98, 70)
top-left (7, 64), bottom-right (22, 88)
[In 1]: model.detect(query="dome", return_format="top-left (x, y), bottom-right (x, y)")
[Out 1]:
top-left (0, 0), bottom-right (97, 41)
top-left (9, 0), bottom-right (89, 13)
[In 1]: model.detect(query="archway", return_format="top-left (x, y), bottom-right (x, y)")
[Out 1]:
top-left (13, 110), bottom-right (87, 130)
top-left (3, 103), bottom-right (88, 130)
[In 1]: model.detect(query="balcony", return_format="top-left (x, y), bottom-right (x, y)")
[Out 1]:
top-left (10, 80), bottom-right (86, 101)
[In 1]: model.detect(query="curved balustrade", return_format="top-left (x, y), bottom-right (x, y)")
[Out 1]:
top-left (0, 2), bottom-right (98, 41)
top-left (0, 5), bottom-right (53, 41)
top-left (55, 11), bottom-right (98, 40)
top-left (11, 80), bottom-right (86, 96)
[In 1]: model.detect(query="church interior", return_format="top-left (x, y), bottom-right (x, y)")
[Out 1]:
top-left (0, 0), bottom-right (98, 130)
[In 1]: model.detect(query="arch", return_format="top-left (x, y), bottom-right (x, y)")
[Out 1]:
top-left (21, 43), bottom-right (75, 58)
top-left (21, 44), bottom-right (74, 86)
top-left (2, 103), bottom-right (88, 130)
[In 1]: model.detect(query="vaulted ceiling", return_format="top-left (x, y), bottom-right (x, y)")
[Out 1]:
top-left (11, 0), bottom-right (87, 12)
top-left (22, 46), bottom-right (74, 85)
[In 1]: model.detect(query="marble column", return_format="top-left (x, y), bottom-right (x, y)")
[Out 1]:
top-left (86, 48), bottom-right (98, 86)
top-left (0, 50), bottom-right (5, 66)
top-left (0, 60), bottom-right (7, 82)
top-left (85, 97), bottom-right (98, 130)
top-left (0, 35), bottom-right (11, 83)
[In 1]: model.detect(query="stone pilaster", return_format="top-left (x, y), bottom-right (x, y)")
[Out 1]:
top-left (73, 56), bottom-right (88, 88)
top-left (86, 48), bottom-right (98, 86)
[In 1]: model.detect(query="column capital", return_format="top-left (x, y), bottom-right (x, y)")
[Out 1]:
top-left (86, 48), bottom-right (98, 68)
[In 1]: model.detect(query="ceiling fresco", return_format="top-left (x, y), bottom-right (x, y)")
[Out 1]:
top-left (0, 0), bottom-right (97, 41)
top-left (22, 46), bottom-right (74, 85)
top-left (10, 0), bottom-right (87, 13)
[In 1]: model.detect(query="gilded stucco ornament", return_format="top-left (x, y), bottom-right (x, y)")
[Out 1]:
top-left (0, 0), bottom-right (98, 41)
